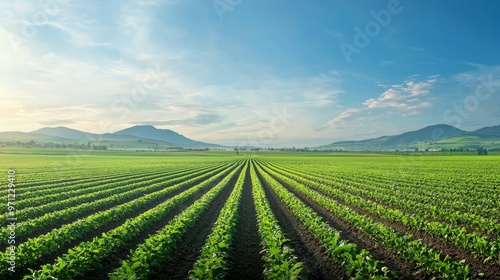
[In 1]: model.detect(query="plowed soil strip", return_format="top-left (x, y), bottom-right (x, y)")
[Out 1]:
top-left (17, 169), bottom-right (234, 280)
top-left (293, 167), bottom-right (498, 240)
top-left (17, 176), bottom-right (190, 242)
top-left (262, 166), bottom-right (419, 280)
top-left (281, 170), bottom-right (500, 279)
top-left (227, 167), bottom-right (264, 280)
top-left (256, 167), bottom-right (348, 280)
top-left (17, 170), bottom-right (163, 192)
top-left (147, 168), bottom-right (242, 280)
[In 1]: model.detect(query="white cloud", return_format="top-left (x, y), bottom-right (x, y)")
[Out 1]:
top-left (362, 77), bottom-right (437, 112)
top-left (321, 76), bottom-right (438, 130)
top-left (317, 108), bottom-right (363, 130)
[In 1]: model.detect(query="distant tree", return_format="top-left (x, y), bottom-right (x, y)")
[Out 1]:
top-left (234, 148), bottom-right (239, 155)
top-left (483, 148), bottom-right (488, 155)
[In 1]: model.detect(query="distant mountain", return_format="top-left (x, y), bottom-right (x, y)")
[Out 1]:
top-left (31, 125), bottom-right (223, 148)
top-left (471, 125), bottom-right (500, 138)
top-left (316, 124), bottom-right (498, 151)
top-left (114, 125), bottom-right (221, 148)
top-left (382, 124), bottom-right (466, 146)
top-left (31, 126), bottom-right (160, 142)
top-left (0, 131), bottom-right (70, 142)
top-left (32, 126), bottom-right (95, 140)
top-left (3, 123), bottom-right (499, 151)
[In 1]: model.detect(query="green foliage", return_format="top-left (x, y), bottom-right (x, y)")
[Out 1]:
top-left (188, 161), bottom-right (248, 280)
top-left (21, 163), bottom-right (240, 279)
top-left (0, 152), bottom-right (495, 279)
top-left (256, 163), bottom-right (393, 279)
top-left (109, 163), bottom-right (244, 279)
top-left (250, 163), bottom-right (305, 279)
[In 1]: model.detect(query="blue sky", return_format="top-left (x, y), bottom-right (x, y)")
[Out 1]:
top-left (1, 0), bottom-right (499, 147)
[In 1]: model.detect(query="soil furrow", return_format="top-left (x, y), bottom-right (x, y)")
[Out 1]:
top-left (147, 166), bottom-right (241, 280)
top-left (260, 164), bottom-right (420, 279)
top-left (266, 165), bottom-right (500, 279)
top-left (256, 164), bottom-right (349, 280)
top-left (17, 174), bottom-right (194, 243)
top-left (18, 167), bottom-right (235, 280)
top-left (283, 169), bottom-right (500, 279)
top-left (227, 166), bottom-right (264, 280)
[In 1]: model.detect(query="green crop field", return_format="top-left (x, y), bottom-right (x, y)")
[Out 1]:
top-left (0, 150), bottom-right (499, 279)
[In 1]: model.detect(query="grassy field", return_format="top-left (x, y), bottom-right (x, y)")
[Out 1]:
top-left (0, 149), bottom-right (498, 279)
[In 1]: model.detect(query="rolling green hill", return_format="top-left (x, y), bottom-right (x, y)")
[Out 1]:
top-left (316, 124), bottom-right (500, 151)
top-left (1, 126), bottom-right (223, 150)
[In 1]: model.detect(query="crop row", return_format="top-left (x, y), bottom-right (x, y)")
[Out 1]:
top-left (2, 162), bottom-right (239, 276)
top-left (3, 166), bottom-right (193, 220)
top-left (15, 170), bottom-right (166, 199)
top-left (267, 160), bottom-right (500, 238)
top-left (189, 161), bottom-right (248, 279)
top-left (249, 162), bottom-right (304, 279)
top-left (14, 168), bottom-right (154, 192)
top-left (0, 162), bottom-right (233, 244)
top-left (5, 169), bottom-right (179, 219)
top-left (257, 161), bottom-right (478, 279)
top-left (24, 163), bottom-right (242, 279)
top-left (254, 162), bottom-right (392, 279)
top-left (263, 161), bottom-right (499, 263)
top-left (279, 161), bottom-right (500, 221)
top-left (108, 162), bottom-right (244, 279)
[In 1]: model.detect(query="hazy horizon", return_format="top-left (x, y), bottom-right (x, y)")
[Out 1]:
top-left (2, 1), bottom-right (499, 147)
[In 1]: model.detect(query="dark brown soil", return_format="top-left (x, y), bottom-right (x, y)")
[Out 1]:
top-left (262, 163), bottom-right (500, 279)
top-left (226, 166), bottom-right (265, 280)
top-left (13, 167), bottom-right (237, 280)
top-left (255, 163), bottom-right (350, 280)
top-left (258, 163), bottom-right (421, 279)
top-left (319, 174), bottom-right (498, 240)
top-left (17, 170), bottom-right (160, 192)
top-left (13, 161), bottom-right (498, 280)
top-left (293, 172), bottom-right (500, 279)
top-left (148, 167), bottom-right (242, 280)
top-left (17, 168), bottom-right (220, 242)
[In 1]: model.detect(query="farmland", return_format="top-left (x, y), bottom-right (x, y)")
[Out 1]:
top-left (0, 151), bottom-right (499, 279)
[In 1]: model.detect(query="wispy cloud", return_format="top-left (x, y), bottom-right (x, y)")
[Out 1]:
top-left (134, 113), bottom-right (224, 127)
top-left (317, 108), bottom-right (362, 130)
top-left (1, 1), bottom-right (498, 147)
top-left (363, 78), bottom-right (436, 113)
top-left (38, 119), bottom-right (76, 126)
top-left (320, 76), bottom-right (439, 130)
